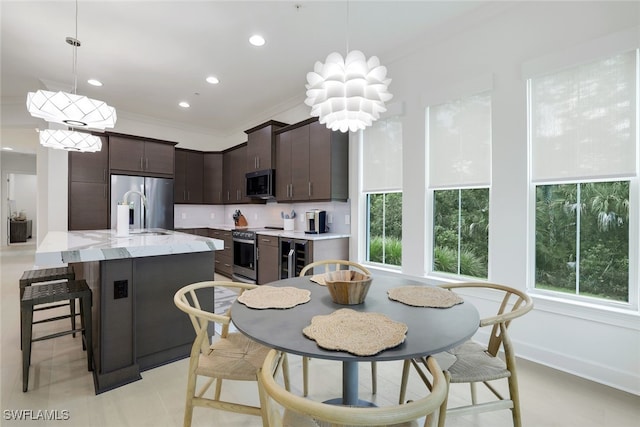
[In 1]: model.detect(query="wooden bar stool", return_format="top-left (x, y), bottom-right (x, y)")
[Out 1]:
top-left (19, 266), bottom-right (77, 349)
top-left (21, 279), bottom-right (93, 392)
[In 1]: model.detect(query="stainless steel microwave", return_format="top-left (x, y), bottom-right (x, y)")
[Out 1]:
top-left (246, 169), bottom-right (275, 199)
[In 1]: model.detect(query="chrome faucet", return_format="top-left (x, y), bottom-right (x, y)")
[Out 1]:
top-left (119, 190), bottom-right (147, 230)
top-left (121, 190), bottom-right (147, 207)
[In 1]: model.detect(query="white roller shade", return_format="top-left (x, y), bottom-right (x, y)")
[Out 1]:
top-left (362, 116), bottom-right (403, 192)
top-left (428, 92), bottom-right (492, 188)
top-left (530, 50), bottom-right (637, 182)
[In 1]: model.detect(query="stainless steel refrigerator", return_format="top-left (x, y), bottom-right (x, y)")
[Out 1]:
top-left (111, 175), bottom-right (174, 230)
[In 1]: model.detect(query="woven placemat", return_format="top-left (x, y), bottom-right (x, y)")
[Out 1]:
top-left (302, 308), bottom-right (408, 356)
top-left (387, 286), bottom-right (464, 308)
top-left (309, 274), bottom-right (327, 286)
top-left (237, 286), bottom-right (311, 309)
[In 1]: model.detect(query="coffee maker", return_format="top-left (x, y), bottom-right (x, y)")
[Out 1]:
top-left (305, 210), bottom-right (327, 234)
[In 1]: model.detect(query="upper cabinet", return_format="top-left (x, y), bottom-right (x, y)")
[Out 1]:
top-left (245, 120), bottom-right (288, 172)
top-left (109, 135), bottom-right (176, 176)
top-left (223, 144), bottom-right (249, 204)
top-left (175, 149), bottom-right (204, 204)
top-left (276, 119), bottom-right (349, 202)
top-left (203, 152), bottom-right (224, 204)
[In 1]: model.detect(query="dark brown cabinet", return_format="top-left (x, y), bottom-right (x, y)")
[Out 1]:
top-left (68, 135), bottom-right (110, 230)
top-left (275, 119), bottom-right (348, 202)
top-left (209, 228), bottom-right (233, 277)
top-left (223, 144), bottom-right (248, 204)
top-left (109, 135), bottom-right (175, 176)
top-left (175, 149), bottom-right (204, 204)
top-left (245, 120), bottom-right (288, 172)
top-left (203, 153), bottom-right (223, 204)
top-left (69, 181), bottom-right (109, 230)
top-left (257, 234), bottom-right (280, 284)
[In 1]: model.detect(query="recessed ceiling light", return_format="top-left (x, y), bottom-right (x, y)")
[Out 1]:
top-left (179, 101), bottom-right (190, 108)
top-left (2, 147), bottom-right (14, 151)
top-left (249, 35), bottom-right (265, 47)
top-left (87, 79), bottom-right (103, 87)
top-left (206, 76), bottom-right (219, 85)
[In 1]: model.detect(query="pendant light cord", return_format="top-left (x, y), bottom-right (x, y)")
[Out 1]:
top-left (72, 0), bottom-right (78, 95)
top-left (345, 0), bottom-right (350, 54)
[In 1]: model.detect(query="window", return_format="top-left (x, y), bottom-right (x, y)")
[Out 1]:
top-left (428, 92), bottom-right (492, 278)
top-left (366, 192), bottom-right (402, 265)
top-left (433, 188), bottom-right (489, 277)
top-left (529, 50), bottom-right (637, 304)
top-left (362, 116), bottom-right (403, 267)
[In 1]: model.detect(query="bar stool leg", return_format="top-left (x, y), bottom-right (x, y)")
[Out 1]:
top-left (21, 305), bottom-right (33, 392)
top-left (81, 293), bottom-right (93, 371)
top-left (70, 299), bottom-right (77, 338)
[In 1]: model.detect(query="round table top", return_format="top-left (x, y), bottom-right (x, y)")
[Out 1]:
top-left (231, 275), bottom-right (480, 362)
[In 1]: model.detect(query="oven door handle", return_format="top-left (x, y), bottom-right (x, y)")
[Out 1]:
top-left (233, 238), bottom-right (256, 245)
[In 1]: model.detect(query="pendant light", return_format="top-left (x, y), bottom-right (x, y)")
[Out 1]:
top-left (26, 0), bottom-right (116, 152)
top-left (304, 2), bottom-right (392, 133)
top-left (39, 129), bottom-right (102, 152)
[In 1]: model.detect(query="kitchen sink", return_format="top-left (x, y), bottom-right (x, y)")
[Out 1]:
top-left (130, 231), bottom-right (169, 236)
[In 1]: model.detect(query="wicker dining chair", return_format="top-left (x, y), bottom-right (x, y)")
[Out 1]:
top-left (174, 281), bottom-right (290, 427)
top-left (298, 259), bottom-right (376, 397)
top-left (259, 349), bottom-right (447, 427)
top-left (398, 282), bottom-right (533, 427)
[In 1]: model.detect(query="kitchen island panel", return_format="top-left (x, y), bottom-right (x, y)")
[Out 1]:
top-left (134, 251), bottom-right (214, 371)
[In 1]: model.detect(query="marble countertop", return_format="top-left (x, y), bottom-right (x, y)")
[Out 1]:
top-left (35, 229), bottom-right (224, 267)
top-left (255, 230), bottom-right (350, 240)
top-left (175, 225), bottom-right (350, 240)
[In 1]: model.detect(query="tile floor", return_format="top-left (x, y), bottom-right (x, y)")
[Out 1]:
top-left (1, 243), bottom-right (638, 426)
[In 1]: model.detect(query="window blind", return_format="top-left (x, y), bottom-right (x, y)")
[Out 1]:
top-left (362, 116), bottom-right (403, 192)
top-left (428, 92), bottom-right (492, 188)
top-left (529, 50), bottom-right (637, 182)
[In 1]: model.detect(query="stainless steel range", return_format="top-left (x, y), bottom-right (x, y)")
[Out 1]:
top-left (232, 229), bottom-right (257, 283)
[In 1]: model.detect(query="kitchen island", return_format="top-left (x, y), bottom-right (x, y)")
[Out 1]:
top-left (35, 229), bottom-right (224, 393)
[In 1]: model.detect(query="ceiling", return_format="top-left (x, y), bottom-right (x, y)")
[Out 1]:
top-left (2, 0), bottom-right (488, 146)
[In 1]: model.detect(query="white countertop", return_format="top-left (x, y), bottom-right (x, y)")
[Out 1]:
top-left (35, 229), bottom-right (224, 267)
top-left (255, 230), bottom-right (350, 240)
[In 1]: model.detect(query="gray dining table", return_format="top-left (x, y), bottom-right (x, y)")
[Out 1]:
top-left (231, 275), bottom-right (480, 406)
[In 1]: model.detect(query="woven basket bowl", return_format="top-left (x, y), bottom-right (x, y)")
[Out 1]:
top-left (324, 270), bottom-right (373, 305)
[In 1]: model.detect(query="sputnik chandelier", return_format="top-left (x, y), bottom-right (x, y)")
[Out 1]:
top-left (26, 0), bottom-right (115, 152)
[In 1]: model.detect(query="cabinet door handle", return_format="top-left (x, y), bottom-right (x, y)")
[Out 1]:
top-left (140, 157), bottom-right (144, 169)
top-left (104, 186), bottom-right (107, 199)
top-left (146, 158), bottom-right (149, 170)
top-left (187, 191), bottom-right (190, 201)
top-left (308, 182), bottom-right (312, 197)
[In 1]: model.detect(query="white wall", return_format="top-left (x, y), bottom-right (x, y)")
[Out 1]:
top-left (349, 2), bottom-right (640, 394)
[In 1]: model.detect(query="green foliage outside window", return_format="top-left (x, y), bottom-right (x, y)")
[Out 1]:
top-left (535, 181), bottom-right (629, 302)
top-left (367, 192), bottom-right (402, 266)
top-left (433, 188), bottom-right (489, 278)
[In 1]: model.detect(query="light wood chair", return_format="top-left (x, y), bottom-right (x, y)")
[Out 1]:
top-left (398, 282), bottom-right (533, 427)
top-left (174, 281), bottom-right (290, 427)
top-left (259, 349), bottom-right (447, 427)
top-left (298, 259), bottom-right (376, 397)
